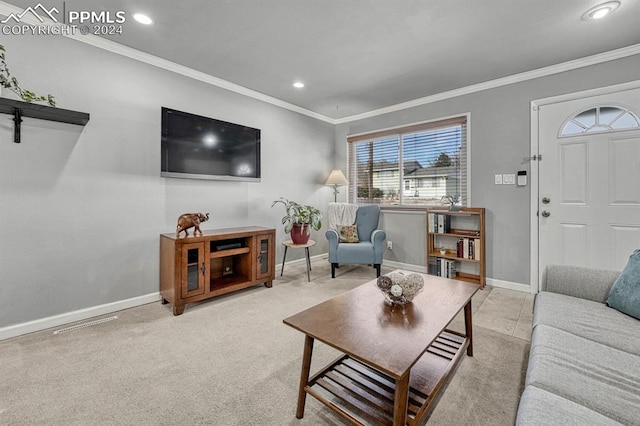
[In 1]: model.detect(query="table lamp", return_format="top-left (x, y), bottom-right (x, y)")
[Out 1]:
top-left (325, 169), bottom-right (349, 202)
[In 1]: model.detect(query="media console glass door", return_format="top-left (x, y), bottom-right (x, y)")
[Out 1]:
top-left (256, 233), bottom-right (274, 281)
top-left (181, 242), bottom-right (206, 298)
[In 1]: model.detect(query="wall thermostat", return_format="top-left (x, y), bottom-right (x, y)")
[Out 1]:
top-left (517, 171), bottom-right (527, 186)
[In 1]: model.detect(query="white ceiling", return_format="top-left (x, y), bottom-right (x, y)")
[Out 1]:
top-left (4, 0), bottom-right (640, 120)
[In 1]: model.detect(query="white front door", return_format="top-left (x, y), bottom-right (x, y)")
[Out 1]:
top-left (537, 86), bottom-right (640, 285)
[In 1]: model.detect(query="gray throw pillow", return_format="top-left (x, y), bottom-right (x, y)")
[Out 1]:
top-left (606, 248), bottom-right (640, 320)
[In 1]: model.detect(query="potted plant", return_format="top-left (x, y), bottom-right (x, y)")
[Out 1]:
top-left (441, 194), bottom-right (461, 211)
top-left (0, 44), bottom-right (56, 106)
top-left (271, 197), bottom-right (322, 244)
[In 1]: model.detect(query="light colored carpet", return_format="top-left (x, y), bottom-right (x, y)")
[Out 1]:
top-left (0, 259), bottom-right (529, 425)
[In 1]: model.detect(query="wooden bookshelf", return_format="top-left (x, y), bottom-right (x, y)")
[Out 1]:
top-left (426, 207), bottom-right (485, 287)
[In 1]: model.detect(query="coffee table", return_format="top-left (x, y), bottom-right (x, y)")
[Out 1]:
top-left (283, 270), bottom-right (479, 425)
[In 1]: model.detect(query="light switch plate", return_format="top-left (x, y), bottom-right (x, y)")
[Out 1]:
top-left (503, 174), bottom-right (515, 185)
top-left (494, 174), bottom-right (503, 185)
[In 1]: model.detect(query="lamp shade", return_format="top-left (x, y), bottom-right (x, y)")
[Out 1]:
top-left (325, 170), bottom-right (348, 186)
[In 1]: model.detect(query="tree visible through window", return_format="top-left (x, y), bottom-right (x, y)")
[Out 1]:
top-left (347, 116), bottom-right (468, 206)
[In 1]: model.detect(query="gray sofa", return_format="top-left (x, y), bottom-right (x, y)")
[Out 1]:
top-left (516, 265), bottom-right (640, 425)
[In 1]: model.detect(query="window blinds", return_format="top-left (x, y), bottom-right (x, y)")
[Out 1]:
top-left (347, 116), bottom-right (467, 206)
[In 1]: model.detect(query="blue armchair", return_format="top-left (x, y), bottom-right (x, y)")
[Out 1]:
top-left (326, 204), bottom-right (386, 278)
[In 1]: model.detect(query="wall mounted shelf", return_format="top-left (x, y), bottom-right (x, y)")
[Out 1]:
top-left (0, 98), bottom-right (90, 143)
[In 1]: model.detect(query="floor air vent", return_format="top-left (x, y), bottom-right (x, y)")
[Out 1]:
top-left (53, 315), bottom-right (118, 335)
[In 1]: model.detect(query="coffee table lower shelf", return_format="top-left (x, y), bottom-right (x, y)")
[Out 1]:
top-left (305, 330), bottom-right (468, 426)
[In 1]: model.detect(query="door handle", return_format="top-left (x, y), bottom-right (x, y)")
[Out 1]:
top-left (201, 262), bottom-right (206, 276)
top-left (542, 197), bottom-right (550, 204)
top-left (541, 211), bottom-right (550, 218)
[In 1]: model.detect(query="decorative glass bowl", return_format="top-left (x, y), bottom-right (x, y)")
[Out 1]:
top-left (376, 272), bottom-right (424, 305)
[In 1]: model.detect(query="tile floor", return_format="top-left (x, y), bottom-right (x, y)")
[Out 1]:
top-left (442, 282), bottom-right (534, 342)
top-left (470, 286), bottom-right (534, 341)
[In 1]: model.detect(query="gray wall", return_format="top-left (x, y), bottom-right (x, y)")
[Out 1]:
top-left (335, 54), bottom-right (640, 286)
top-left (2, 33), bottom-right (639, 330)
top-left (0, 35), bottom-right (334, 328)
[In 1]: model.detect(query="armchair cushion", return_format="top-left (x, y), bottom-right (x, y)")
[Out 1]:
top-left (355, 204), bottom-right (379, 241)
top-left (337, 225), bottom-right (359, 243)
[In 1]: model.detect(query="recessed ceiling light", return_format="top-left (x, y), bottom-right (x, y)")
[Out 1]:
top-left (133, 13), bottom-right (153, 25)
top-left (582, 1), bottom-right (620, 20)
top-left (293, 81), bottom-right (305, 89)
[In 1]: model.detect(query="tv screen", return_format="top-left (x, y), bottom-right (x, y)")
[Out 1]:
top-left (161, 107), bottom-right (261, 182)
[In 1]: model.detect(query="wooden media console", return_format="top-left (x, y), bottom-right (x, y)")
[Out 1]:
top-left (160, 226), bottom-right (275, 315)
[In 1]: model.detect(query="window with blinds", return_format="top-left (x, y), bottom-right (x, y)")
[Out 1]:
top-left (347, 116), bottom-right (468, 207)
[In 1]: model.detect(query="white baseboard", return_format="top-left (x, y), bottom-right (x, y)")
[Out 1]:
top-left (1, 258), bottom-right (531, 341)
top-left (0, 293), bottom-right (160, 341)
top-left (384, 260), bottom-right (531, 293)
top-left (382, 260), bottom-right (427, 273)
top-left (348, 259), bottom-right (532, 293)
top-left (276, 253), bottom-right (326, 271)
top-left (293, 256), bottom-right (428, 274)
top-left (486, 278), bottom-right (532, 293)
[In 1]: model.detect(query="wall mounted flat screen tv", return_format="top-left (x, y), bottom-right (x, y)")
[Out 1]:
top-left (161, 107), bottom-right (261, 182)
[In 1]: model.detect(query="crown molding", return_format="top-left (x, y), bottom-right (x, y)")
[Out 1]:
top-left (334, 43), bottom-right (640, 124)
top-left (2, 1), bottom-right (639, 126)
top-left (64, 34), bottom-right (337, 124)
top-left (0, 1), bottom-right (335, 124)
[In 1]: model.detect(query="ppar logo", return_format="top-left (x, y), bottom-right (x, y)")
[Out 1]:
top-left (0, 2), bottom-right (59, 24)
top-left (68, 10), bottom-right (126, 24)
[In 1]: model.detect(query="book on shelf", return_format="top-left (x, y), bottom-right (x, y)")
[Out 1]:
top-left (429, 213), bottom-right (451, 234)
top-left (428, 257), bottom-right (437, 275)
top-left (431, 257), bottom-right (457, 279)
top-left (456, 237), bottom-right (482, 260)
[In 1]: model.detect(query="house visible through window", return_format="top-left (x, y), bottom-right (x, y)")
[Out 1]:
top-left (347, 115), bottom-right (468, 206)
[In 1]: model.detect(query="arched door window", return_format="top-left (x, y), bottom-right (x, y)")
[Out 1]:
top-left (559, 105), bottom-right (640, 137)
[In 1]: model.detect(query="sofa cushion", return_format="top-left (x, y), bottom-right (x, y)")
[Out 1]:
top-left (516, 386), bottom-right (622, 426)
top-left (542, 265), bottom-right (619, 303)
top-left (607, 248), bottom-right (640, 320)
top-left (526, 325), bottom-right (640, 425)
top-left (534, 292), bottom-right (640, 356)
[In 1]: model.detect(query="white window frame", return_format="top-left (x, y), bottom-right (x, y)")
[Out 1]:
top-left (346, 113), bottom-right (471, 208)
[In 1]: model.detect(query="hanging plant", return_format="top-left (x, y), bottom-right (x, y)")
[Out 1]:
top-left (0, 44), bottom-right (56, 107)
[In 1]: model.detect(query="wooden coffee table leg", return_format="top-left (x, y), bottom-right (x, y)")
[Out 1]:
top-left (296, 335), bottom-right (315, 418)
top-left (464, 300), bottom-right (473, 356)
top-left (393, 372), bottom-right (410, 426)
